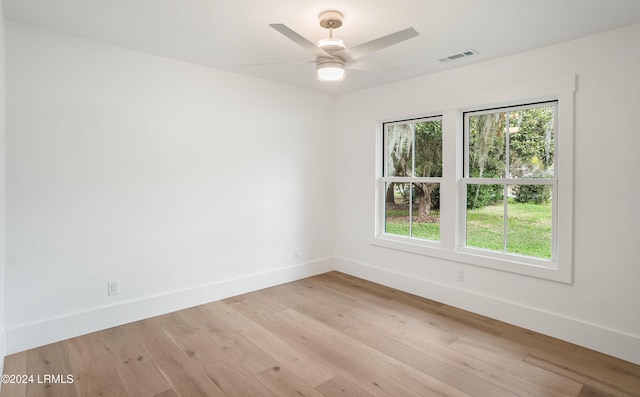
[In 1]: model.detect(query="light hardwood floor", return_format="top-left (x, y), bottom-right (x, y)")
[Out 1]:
top-left (1, 271), bottom-right (639, 396)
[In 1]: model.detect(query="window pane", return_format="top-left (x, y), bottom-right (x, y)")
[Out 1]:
top-left (415, 120), bottom-right (442, 177)
top-left (466, 184), bottom-right (504, 251)
top-left (509, 106), bottom-right (555, 178)
top-left (385, 182), bottom-right (411, 236)
top-left (468, 113), bottom-right (506, 178)
top-left (411, 183), bottom-right (440, 241)
top-left (386, 124), bottom-right (413, 176)
top-left (507, 185), bottom-right (552, 259)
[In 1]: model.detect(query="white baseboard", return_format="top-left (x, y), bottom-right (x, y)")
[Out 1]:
top-left (335, 256), bottom-right (640, 366)
top-left (4, 258), bottom-right (334, 355)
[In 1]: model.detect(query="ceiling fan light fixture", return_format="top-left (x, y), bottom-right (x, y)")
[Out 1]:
top-left (316, 58), bottom-right (345, 82)
top-left (270, 10), bottom-right (418, 84)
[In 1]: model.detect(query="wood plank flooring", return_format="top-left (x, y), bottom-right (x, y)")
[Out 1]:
top-left (2, 271), bottom-right (639, 396)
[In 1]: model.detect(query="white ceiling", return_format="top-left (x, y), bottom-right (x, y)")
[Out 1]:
top-left (4, 0), bottom-right (640, 94)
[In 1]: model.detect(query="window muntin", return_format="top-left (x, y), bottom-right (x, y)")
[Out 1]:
top-left (463, 102), bottom-right (557, 262)
top-left (382, 117), bottom-right (442, 242)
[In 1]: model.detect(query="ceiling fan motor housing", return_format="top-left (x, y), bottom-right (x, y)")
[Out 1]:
top-left (316, 56), bottom-right (345, 67)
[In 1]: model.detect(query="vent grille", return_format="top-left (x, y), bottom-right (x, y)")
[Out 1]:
top-left (439, 49), bottom-right (478, 63)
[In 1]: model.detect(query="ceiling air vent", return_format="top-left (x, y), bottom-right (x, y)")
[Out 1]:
top-left (439, 49), bottom-right (478, 62)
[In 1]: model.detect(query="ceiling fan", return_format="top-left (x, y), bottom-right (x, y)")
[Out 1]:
top-left (269, 10), bottom-right (419, 82)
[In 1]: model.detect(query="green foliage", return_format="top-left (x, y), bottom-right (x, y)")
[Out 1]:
top-left (466, 184), bottom-right (503, 209)
top-left (509, 107), bottom-right (555, 178)
top-left (513, 184), bottom-right (551, 204)
top-left (430, 187), bottom-right (440, 210)
top-left (385, 119), bottom-right (443, 212)
top-left (467, 114), bottom-right (506, 209)
top-left (467, 104), bottom-right (555, 207)
top-left (468, 113), bottom-right (506, 178)
top-left (468, 106), bottom-right (555, 179)
top-left (414, 120), bottom-right (442, 212)
top-left (414, 120), bottom-right (442, 177)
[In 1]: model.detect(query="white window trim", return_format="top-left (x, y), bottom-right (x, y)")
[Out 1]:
top-left (373, 75), bottom-right (575, 283)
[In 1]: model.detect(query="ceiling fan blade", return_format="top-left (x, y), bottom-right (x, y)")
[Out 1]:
top-left (241, 60), bottom-right (314, 67)
top-left (269, 24), bottom-right (328, 57)
top-left (339, 27), bottom-right (419, 60)
top-left (345, 60), bottom-right (394, 72)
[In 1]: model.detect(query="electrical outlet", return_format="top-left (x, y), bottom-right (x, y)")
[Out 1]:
top-left (108, 280), bottom-right (120, 296)
top-left (456, 269), bottom-right (465, 282)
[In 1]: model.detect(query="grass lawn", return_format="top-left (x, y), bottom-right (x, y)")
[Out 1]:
top-left (386, 201), bottom-right (552, 259)
top-left (385, 220), bottom-right (440, 241)
top-left (467, 201), bottom-right (552, 258)
top-left (385, 208), bottom-right (440, 241)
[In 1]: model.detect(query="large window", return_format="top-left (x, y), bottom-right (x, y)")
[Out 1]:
top-left (463, 102), bottom-right (557, 262)
top-left (383, 117), bottom-right (442, 242)
top-left (374, 76), bottom-right (574, 282)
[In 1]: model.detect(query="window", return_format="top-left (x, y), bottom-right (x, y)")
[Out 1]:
top-left (383, 117), bottom-right (442, 242)
top-left (463, 102), bottom-right (557, 262)
top-left (374, 75), bottom-right (574, 283)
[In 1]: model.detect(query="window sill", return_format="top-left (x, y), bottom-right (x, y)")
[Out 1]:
top-left (371, 234), bottom-right (571, 284)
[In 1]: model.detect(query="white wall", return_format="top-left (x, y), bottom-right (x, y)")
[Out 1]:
top-left (4, 22), bottom-right (335, 353)
top-left (334, 23), bottom-right (640, 364)
top-left (0, 0), bottom-right (7, 377)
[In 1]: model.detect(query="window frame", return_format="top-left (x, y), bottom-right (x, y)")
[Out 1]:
top-left (373, 75), bottom-right (575, 283)
top-left (381, 116), bottom-right (443, 243)
top-left (460, 101), bottom-right (558, 265)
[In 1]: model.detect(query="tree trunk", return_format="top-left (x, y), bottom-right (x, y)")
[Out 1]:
top-left (386, 183), bottom-right (395, 204)
top-left (416, 183), bottom-right (432, 221)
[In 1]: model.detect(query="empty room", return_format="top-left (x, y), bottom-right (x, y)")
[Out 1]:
top-left (0, 0), bottom-right (639, 396)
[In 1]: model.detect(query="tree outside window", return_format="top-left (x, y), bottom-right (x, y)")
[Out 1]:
top-left (384, 117), bottom-right (442, 241)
